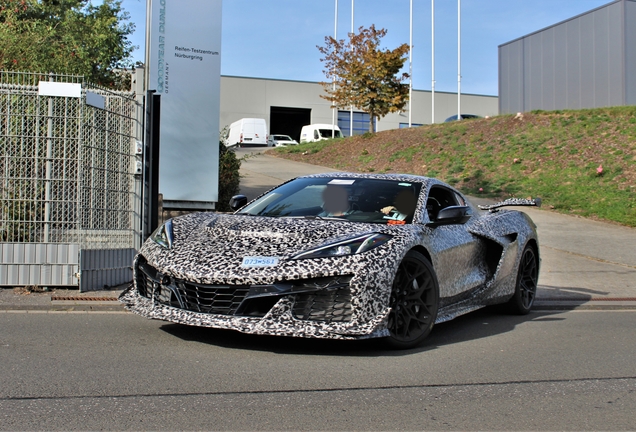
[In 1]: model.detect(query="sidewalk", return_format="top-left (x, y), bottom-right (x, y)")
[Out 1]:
top-left (2, 148), bottom-right (634, 311)
top-left (0, 284), bottom-right (128, 312)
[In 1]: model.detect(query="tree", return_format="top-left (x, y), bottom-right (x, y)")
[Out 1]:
top-left (0, 0), bottom-right (135, 89)
top-left (318, 25), bottom-right (410, 133)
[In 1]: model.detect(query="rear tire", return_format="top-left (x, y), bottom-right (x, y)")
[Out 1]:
top-left (505, 245), bottom-right (538, 314)
top-left (384, 251), bottom-right (439, 349)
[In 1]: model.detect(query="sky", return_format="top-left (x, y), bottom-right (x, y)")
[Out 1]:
top-left (118, 0), bottom-right (612, 96)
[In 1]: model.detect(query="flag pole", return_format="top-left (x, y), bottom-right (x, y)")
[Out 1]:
top-left (431, 0), bottom-right (435, 124)
top-left (409, 0), bottom-right (413, 128)
top-left (332, 0), bottom-right (338, 138)
top-left (457, 0), bottom-right (461, 120)
top-left (350, 0), bottom-right (354, 136)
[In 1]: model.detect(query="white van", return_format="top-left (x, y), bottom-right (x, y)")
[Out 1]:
top-left (226, 118), bottom-right (268, 147)
top-left (299, 124), bottom-right (343, 143)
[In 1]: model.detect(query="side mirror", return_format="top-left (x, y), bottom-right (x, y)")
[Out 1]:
top-left (427, 205), bottom-right (472, 227)
top-left (229, 194), bottom-right (248, 211)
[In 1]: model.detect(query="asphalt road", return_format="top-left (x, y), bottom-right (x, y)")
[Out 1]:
top-left (1, 310), bottom-right (635, 430)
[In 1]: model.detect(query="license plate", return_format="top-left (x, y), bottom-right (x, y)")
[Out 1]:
top-left (241, 256), bottom-right (279, 268)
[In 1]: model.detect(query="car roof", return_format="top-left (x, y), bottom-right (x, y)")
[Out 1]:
top-left (293, 172), bottom-right (467, 203)
top-left (300, 171), bottom-right (435, 184)
top-left (444, 114), bottom-right (480, 122)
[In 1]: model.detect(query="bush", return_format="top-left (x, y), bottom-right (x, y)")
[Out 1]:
top-left (216, 141), bottom-right (241, 212)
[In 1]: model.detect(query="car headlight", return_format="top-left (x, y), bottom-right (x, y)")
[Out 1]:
top-left (151, 219), bottom-right (174, 249)
top-left (291, 233), bottom-right (392, 260)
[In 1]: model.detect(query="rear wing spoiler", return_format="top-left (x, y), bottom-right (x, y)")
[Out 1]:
top-left (478, 197), bottom-right (542, 213)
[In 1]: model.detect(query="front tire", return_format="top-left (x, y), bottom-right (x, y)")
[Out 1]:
top-left (385, 251), bottom-right (439, 349)
top-left (506, 245), bottom-right (538, 314)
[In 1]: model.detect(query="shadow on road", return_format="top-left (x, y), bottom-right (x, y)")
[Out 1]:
top-left (159, 308), bottom-right (564, 357)
top-left (538, 284), bottom-right (608, 300)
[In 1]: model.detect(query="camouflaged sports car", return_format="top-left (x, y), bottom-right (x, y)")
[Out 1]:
top-left (120, 173), bottom-right (540, 349)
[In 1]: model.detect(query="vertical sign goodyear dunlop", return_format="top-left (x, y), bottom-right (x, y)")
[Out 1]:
top-left (147, 0), bottom-right (222, 208)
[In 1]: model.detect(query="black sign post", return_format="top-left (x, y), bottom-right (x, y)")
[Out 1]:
top-left (143, 90), bottom-right (161, 240)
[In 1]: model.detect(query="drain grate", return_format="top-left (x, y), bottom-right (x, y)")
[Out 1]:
top-left (51, 296), bottom-right (118, 301)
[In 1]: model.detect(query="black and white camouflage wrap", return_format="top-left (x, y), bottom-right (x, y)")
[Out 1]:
top-left (120, 173), bottom-right (540, 340)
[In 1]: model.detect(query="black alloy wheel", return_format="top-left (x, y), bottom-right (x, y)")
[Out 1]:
top-left (506, 245), bottom-right (538, 314)
top-left (385, 250), bottom-right (439, 349)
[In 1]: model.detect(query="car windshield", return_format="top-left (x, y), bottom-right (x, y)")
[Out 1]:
top-left (237, 177), bottom-right (422, 224)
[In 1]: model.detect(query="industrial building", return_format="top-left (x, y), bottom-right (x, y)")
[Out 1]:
top-left (220, 75), bottom-right (498, 141)
top-left (499, 0), bottom-right (636, 114)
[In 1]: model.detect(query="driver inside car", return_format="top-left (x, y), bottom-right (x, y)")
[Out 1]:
top-left (318, 184), bottom-right (357, 217)
top-left (380, 189), bottom-right (417, 221)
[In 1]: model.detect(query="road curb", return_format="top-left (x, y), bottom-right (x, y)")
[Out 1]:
top-left (0, 303), bottom-right (127, 312)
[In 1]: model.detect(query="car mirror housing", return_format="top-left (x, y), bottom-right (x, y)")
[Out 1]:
top-left (426, 205), bottom-right (472, 227)
top-left (229, 194), bottom-right (248, 211)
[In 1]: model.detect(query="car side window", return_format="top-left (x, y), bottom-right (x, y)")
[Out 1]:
top-left (426, 186), bottom-right (459, 220)
top-left (454, 192), bottom-right (466, 206)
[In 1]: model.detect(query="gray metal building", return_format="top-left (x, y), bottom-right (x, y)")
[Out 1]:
top-left (499, 0), bottom-right (636, 114)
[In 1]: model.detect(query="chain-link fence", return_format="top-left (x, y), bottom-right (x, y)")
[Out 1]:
top-left (1, 71), bottom-right (141, 289)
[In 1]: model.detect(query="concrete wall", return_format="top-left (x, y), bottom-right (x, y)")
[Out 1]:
top-left (220, 75), bottom-right (498, 133)
top-left (499, 0), bottom-right (633, 114)
top-left (220, 77), bottom-right (329, 131)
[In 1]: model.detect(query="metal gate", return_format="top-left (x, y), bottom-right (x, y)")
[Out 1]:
top-left (0, 71), bottom-right (142, 291)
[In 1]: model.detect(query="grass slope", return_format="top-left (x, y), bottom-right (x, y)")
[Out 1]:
top-left (274, 107), bottom-right (636, 227)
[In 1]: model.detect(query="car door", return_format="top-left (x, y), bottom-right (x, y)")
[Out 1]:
top-left (423, 186), bottom-right (488, 299)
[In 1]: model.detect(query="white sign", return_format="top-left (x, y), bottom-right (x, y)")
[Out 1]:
top-left (147, 0), bottom-right (222, 205)
top-left (38, 82), bottom-right (82, 98)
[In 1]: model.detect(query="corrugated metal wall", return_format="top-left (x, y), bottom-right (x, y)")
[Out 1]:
top-left (79, 248), bottom-right (135, 291)
top-left (0, 243), bottom-right (79, 286)
top-left (626, 1), bottom-right (636, 104)
top-left (499, 0), bottom-right (632, 114)
top-left (499, 40), bottom-right (525, 115)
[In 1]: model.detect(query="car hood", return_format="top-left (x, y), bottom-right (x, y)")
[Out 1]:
top-left (205, 214), bottom-right (377, 251)
top-left (141, 213), bottom-right (396, 284)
